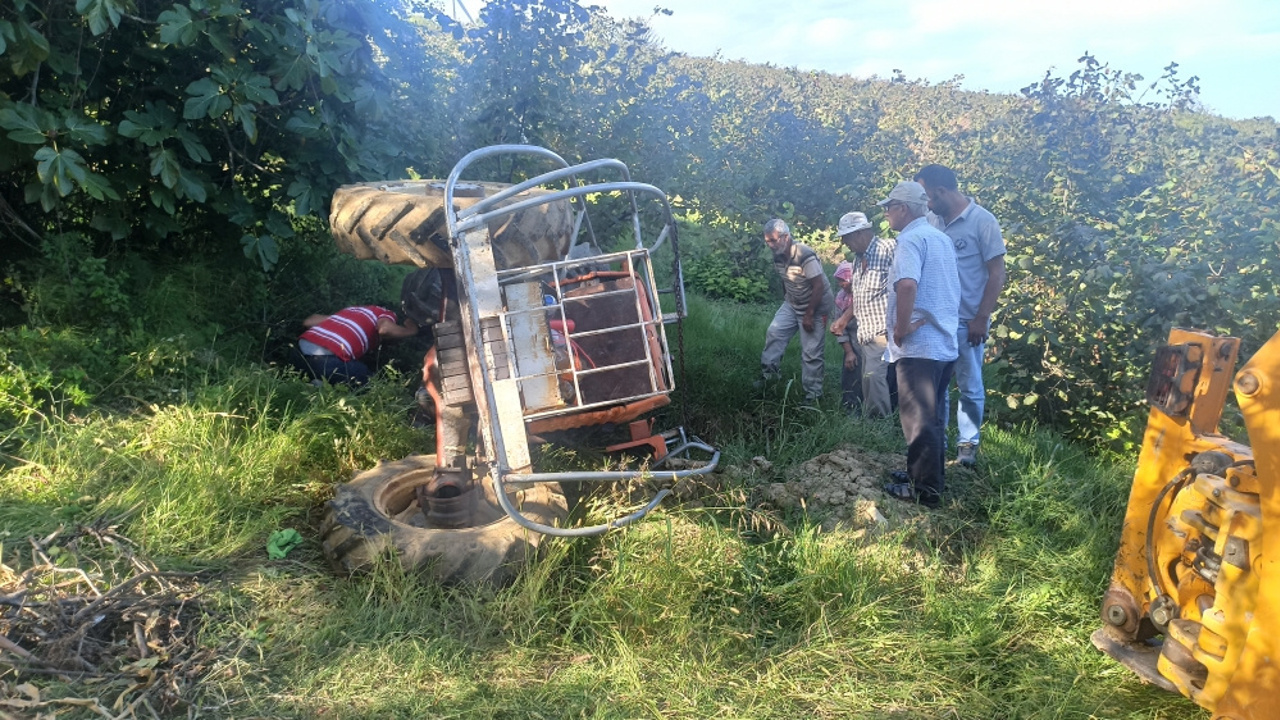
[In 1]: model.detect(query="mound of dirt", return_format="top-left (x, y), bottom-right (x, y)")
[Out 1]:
top-left (756, 445), bottom-right (936, 534)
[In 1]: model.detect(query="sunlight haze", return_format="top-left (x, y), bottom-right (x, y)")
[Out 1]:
top-left (471, 0), bottom-right (1278, 120)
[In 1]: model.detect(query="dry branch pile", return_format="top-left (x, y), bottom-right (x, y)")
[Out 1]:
top-left (1, 521), bottom-right (218, 719)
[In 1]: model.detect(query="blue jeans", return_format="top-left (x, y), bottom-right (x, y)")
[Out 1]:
top-left (290, 348), bottom-right (372, 387)
top-left (945, 321), bottom-right (986, 447)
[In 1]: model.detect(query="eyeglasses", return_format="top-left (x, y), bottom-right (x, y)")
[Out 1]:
top-left (883, 202), bottom-right (904, 213)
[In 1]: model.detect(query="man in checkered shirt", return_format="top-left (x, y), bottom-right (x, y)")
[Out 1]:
top-left (829, 211), bottom-right (896, 418)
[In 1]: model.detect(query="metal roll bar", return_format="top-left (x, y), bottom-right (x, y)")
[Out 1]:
top-left (442, 145), bottom-right (715, 536)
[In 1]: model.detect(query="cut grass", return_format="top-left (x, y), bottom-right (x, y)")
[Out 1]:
top-left (0, 295), bottom-right (1204, 719)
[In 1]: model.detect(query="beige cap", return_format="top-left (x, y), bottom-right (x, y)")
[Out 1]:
top-left (877, 181), bottom-right (929, 213)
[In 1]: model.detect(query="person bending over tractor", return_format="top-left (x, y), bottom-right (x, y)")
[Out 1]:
top-left (292, 305), bottom-right (419, 387)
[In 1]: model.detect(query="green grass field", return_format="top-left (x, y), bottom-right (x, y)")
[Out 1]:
top-left (1, 295), bottom-right (1202, 719)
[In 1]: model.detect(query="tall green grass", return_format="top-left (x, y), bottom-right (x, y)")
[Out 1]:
top-left (1, 367), bottom-right (427, 561)
top-left (0, 294), bottom-right (1204, 719)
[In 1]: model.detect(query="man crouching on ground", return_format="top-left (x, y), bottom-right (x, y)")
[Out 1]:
top-left (757, 218), bottom-right (836, 405)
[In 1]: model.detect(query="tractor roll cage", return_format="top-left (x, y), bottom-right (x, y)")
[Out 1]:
top-left (443, 144), bottom-right (719, 537)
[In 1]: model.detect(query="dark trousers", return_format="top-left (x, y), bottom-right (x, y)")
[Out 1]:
top-left (887, 361), bottom-right (898, 412)
top-left (896, 357), bottom-right (955, 500)
top-left (290, 348), bottom-right (372, 387)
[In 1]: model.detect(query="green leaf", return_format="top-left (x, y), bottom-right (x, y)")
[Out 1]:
top-left (75, 0), bottom-right (123, 36)
top-left (118, 119), bottom-right (150, 141)
top-left (241, 234), bottom-right (279, 271)
top-left (287, 178), bottom-right (320, 216)
top-left (177, 132), bottom-right (211, 163)
top-left (29, 180), bottom-right (60, 212)
top-left (63, 114), bottom-right (110, 145)
top-left (0, 20), bottom-right (13, 54)
top-left (272, 53), bottom-right (312, 91)
top-left (34, 145), bottom-right (88, 197)
top-left (90, 209), bottom-right (130, 239)
top-left (240, 74), bottom-right (280, 105)
top-left (12, 19), bottom-right (51, 75)
top-left (226, 195), bottom-right (256, 226)
top-left (206, 26), bottom-right (236, 57)
top-left (232, 103), bottom-right (258, 142)
top-left (183, 77), bottom-right (231, 120)
top-left (284, 112), bottom-right (322, 137)
top-left (150, 186), bottom-right (176, 215)
top-left (150, 147), bottom-right (181, 189)
top-left (258, 234), bottom-right (279, 267)
top-left (264, 211), bottom-right (294, 239)
top-left (79, 171), bottom-right (120, 201)
top-left (119, 106), bottom-right (175, 145)
top-left (0, 105), bottom-right (53, 144)
top-left (176, 166), bottom-right (207, 202)
top-left (158, 4), bottom-right (201, 46)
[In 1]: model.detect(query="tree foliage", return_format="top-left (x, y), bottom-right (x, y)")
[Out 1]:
top-left (2, 1), bottom-right (1278, 450)
top-left (0, 0), bottom-right (449, 270)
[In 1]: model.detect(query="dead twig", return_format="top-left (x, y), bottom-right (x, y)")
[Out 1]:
top-left (70, 571), bottom-right (198, 625)
top-left (2, 524), bottom-right (224, 715)
top-left (0, 634), bottom-right (42, 665)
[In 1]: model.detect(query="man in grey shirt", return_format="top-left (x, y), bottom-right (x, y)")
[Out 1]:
top-left (915, 165), bottom-right (1008, 467)
top-left (879, 181), bottom-right (960, 508)
top-left (758, 218), bottom-right (836, 403)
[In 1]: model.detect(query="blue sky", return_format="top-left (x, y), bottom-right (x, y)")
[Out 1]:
top-left (464, 0), bottom-right (1279, 120)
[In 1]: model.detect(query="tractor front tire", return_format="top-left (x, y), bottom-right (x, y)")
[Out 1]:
top-left (328, 180), bottom-right (574, 271)
top-left (319, 455), bottom-right (568, 587)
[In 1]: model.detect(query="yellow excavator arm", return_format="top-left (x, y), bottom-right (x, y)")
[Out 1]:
top-left (1093, 328), bottom-right (1280, 719)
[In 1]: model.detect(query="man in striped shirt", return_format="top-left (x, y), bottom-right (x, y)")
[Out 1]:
top-left (292, 305), bottom-right (419, 386)
top-left (829, 211), bottom-right (896, 418)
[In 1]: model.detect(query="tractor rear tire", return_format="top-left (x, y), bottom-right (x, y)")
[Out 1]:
top-left (319, 454), bottom-right (568, 587)
top-left (328, 180), bottom-right (574, 271)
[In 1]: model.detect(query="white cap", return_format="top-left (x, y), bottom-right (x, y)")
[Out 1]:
top-left (837, 211), bottom-right (872, 236)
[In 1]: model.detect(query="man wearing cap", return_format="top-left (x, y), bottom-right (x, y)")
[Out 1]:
top-left (830, 211), bottom-right (896, 418)
top-left (878, 181), bottom-right (960, 508)
top-left (758, 218), bottom-right (836, 403)
top-left (914, 164), bottom-right (1007, 468)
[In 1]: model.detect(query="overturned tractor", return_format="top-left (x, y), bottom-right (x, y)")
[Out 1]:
top-left (319, 145), bottom-right (719, 586)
